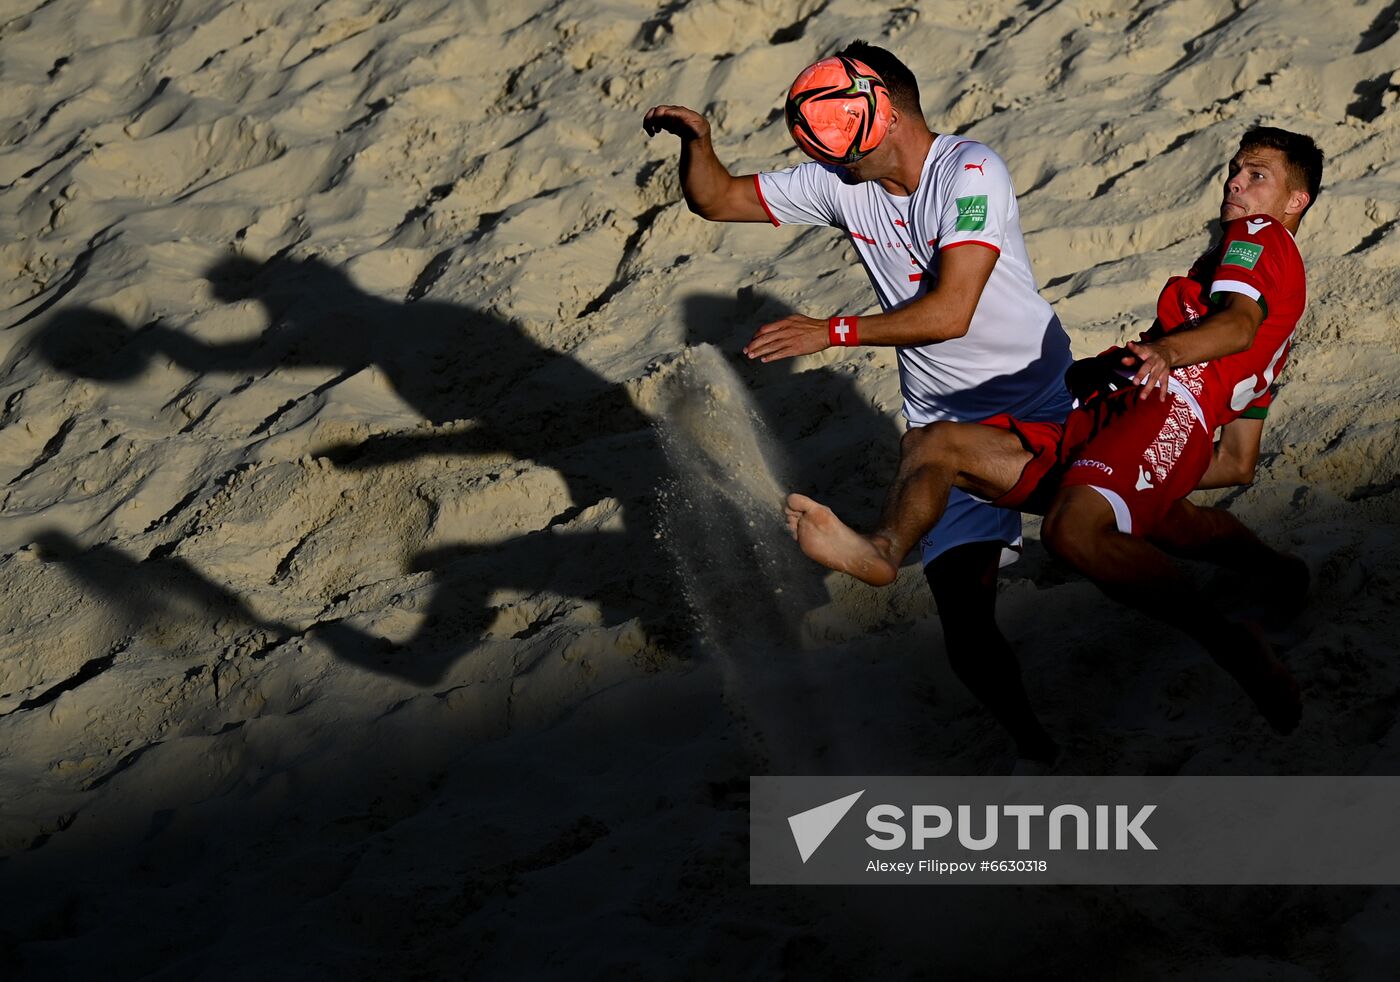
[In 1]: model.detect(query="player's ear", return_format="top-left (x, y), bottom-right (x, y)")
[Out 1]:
top-left (1286, 187), bottom-right (1311, 219)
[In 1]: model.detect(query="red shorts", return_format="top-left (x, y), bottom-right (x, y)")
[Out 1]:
top-left (981, 388), bottom-right (1212, 535)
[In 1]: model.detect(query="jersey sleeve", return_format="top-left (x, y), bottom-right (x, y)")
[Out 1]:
top-left (1240, 386), bottom-right (1274, 419)
top-left (1155, 275), bottom-right (1210, 331)
top-left (1208, 216), bottom-right (1295, 318)
top-left (754, 163), bottom-right (844, 228)
top-left (931, 142), bottom-right (1014, 255)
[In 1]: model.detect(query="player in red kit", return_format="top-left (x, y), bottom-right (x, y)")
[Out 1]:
top-left (787, 126), bottom-right (1324, 735)
top-left (998, 201), bottom-right (1305, 534)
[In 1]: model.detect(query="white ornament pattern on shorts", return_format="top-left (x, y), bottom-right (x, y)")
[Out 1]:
top-left (1143, 390), bottom-right (1195, 483)
top-left (1179, 363), bottom-right (1206, 398)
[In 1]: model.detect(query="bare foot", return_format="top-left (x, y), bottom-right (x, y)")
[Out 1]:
top-left (785, 493), bottom-right (899, 586)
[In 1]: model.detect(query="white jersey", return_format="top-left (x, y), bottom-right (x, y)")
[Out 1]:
top-left (756, 134), bottom-right (1071, 425)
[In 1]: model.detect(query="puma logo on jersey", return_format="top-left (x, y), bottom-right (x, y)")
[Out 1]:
top-left (1136, 466), bottom-right (1154, 491)
top-left (964, 158), bottom-right (987, 174)
top-left (1246, 218), bottom-right (1271, 235)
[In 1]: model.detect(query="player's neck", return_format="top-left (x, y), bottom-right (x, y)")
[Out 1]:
top-left (1229, 210), bottom-right (1303, 235)
top-left (875, 128), bottom-right (935, 196)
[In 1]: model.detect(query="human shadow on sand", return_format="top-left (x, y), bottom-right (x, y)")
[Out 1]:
top-left (29, 262), bottom-right (894, 685)
top-left (32, 255), bottom-right (680, 684)
top-left (30, 529), bottom-right (295, 657)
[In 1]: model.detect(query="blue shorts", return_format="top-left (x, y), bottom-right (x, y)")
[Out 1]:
top-left (915, 388), bottom-right (1073, 568)
top-left (918, 486), bottom-right (1024, 568)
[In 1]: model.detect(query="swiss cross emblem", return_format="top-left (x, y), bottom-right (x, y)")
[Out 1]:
top-left (833, 318), bottom-right (852, 342)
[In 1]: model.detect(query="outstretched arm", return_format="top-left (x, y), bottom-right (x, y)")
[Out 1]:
top-left (642, 105), bottom-right (768, 223)
top-left (1196, 416), bottom-right (1264, 489)
top-left (742, 242), bottom-right (998, 361)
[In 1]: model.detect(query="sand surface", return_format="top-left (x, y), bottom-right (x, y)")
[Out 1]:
top-left (1, 0), bottom-right (1398, 978)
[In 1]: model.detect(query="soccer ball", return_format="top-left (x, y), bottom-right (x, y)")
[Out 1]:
top-left (784, 56), bottom-right (893, 165)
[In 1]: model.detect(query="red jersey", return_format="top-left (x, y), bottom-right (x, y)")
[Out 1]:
top-left (1152, 214), bottom-right (1307, 429)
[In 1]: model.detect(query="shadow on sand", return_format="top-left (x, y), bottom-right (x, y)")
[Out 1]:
top-left (28, 261), bottom-right (899, 687)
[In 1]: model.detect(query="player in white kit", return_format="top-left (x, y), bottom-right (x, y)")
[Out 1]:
top-left (644, 41), bottom-right (1069, 765)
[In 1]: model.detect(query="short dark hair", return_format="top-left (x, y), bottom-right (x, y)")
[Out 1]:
top-left (835, 40), bottom-right (922, 117)
top-left (1239, 126), bottom-right (1324, 216)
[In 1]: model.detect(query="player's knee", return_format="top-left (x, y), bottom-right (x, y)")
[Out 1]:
top-left (902, 421), bottom-right (957, 467)
top-left (900, 423), bottom-right (933, 457)
top-left (1041, 496), bottom-right (1108, 568)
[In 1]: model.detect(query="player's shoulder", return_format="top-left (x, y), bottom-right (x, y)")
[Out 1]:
top-left (768, 159), bottom-right (848, 182)
top-left (1221, 214), bottom-right (1304, 271)
top-left (1224, 214), bottom-right (1299, 252)
top-left (931, 138), bottom-right (1010, 206)
top-left (938, 136), bottom-right (1008, 174)
top-left (764, 159), bottom-right (858, 201)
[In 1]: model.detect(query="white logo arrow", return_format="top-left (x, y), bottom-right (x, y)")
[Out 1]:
top-left (788, 790), bottom-right (864, 863)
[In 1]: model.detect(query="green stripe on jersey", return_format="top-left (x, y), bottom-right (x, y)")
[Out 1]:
top-left (1211, 289), bottom-right (1268, 318)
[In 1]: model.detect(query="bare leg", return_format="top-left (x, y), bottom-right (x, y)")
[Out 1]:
top-left (786, 422), bottom-right (1032, 586)
top-left (1043, 487), bottom-right (1301, 734)
top-left (928, 542), bottom-right (1059, 764)
top-left (1150, 499), bottom-right (1310, 620)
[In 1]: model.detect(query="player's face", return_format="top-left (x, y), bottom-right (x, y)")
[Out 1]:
top-left (1221, 147), bottom-right (1295, 223)
top-left (838, 142), bottom-right (887, 182)
top-left (840, 133), bottom-right (896, 183)
top-left (835, 109), bottom-right (900, 183)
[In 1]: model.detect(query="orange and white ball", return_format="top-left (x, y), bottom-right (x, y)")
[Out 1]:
top-left (784, 56), bottom-right (893, 165)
